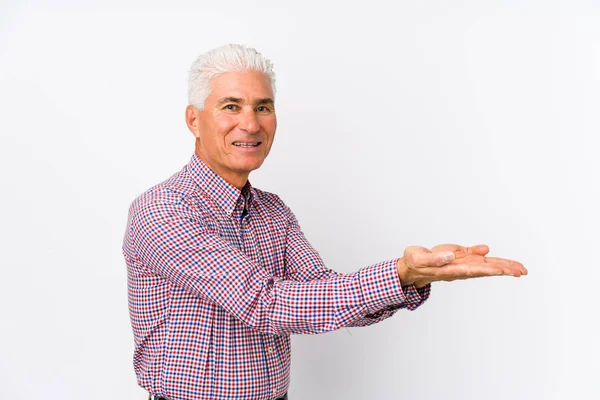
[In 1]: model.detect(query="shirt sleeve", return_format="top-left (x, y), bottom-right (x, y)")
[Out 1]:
top-left (129, 195), bottom-right (429, 336)
top-left (281, 198), bottom-right (431, 327)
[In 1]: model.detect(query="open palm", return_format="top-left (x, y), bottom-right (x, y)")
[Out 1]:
top-left (411, 244), bottom-right (526, 288)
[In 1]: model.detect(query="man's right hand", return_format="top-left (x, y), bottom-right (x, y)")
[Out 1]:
top-left (396, 244), bottom-right (527, 288)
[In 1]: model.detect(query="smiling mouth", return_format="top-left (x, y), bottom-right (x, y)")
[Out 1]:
top-left (232, 141), bottom-right (262, 147)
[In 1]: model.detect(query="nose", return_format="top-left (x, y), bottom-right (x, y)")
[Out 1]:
top-left (238, 108), bottom-right (260, 134)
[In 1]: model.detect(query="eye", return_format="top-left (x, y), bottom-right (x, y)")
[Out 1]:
top-left (224, 104), bottom-right (238, 111)
top-left (256, 105), bottom-right (272, 113)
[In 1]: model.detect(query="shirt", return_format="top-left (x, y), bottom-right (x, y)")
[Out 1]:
top-left (122, 153), bottom-right (431, 400)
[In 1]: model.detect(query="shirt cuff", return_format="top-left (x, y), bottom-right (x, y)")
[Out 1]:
top-left (357, 258), bottom-right (430, 313)
top-left (401, 282), bottom-right (431, 310)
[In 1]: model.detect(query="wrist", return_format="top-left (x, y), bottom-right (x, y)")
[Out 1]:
top-left (413, 280), bottom-right (431, 289)
top-left (396, 257), bottom-right (418, 286)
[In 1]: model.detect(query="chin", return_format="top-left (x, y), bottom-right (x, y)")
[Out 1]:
top-left (236, 160), bottom-right (265, 173)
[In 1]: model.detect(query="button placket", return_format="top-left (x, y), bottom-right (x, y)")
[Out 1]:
top-left (265, 337), bottom-right (281, 397)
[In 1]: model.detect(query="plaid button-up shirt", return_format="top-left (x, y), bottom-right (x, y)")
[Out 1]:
top-left (122, 153), bottom-right (430, 400)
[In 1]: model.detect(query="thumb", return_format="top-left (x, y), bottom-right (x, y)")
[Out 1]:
top-left (405, 246), bottom-right (455, 268)
top-left (468, 244), bottom-right (490, 256)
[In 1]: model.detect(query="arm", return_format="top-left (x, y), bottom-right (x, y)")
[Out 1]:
top-left (128, 197), bottom-right (426, 336)
top-left (281, 199), bottom-right (431, 327)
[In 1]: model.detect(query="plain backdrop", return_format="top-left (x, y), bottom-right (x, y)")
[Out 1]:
top-left (1, 1), bottom-right (598, 399)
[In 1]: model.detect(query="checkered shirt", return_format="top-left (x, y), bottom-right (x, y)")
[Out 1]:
top-left (122, 153), bottom-right (431, 400)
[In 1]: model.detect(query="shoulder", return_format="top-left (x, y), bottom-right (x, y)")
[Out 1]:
top-left (127, 165), bottom-right (198, 225)
top-left (253, 188), bottom-right (289, 212)
top-left (252, 188), bottom-right (300, 228)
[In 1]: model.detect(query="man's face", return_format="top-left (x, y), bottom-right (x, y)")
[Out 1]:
top-left (190, 71), bottom-right (277, 188)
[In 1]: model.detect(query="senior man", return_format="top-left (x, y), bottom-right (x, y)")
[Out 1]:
top-left (122, 44), bottom-right (527, 400)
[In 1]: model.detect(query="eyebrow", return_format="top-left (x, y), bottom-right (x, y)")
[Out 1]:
top-left (216, 97), bottom-right (274, 107)
top-left (255, 98), bottom-right (275, 106)
top-left (216, 97), bottom-right (242, 106)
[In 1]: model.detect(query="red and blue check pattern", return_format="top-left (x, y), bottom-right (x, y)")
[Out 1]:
top-left (122, 153), bottom-right (430, 400)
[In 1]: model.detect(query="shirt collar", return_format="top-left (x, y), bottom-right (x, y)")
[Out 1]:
top-left (187, 153), bottom-right (255, 216)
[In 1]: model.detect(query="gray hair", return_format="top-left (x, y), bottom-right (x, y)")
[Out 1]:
top-left (188, 44), bottom-right (276, 110)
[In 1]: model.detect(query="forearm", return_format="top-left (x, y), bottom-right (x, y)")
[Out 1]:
top-left (345, 282), bottom-right (431, 328)
top-left (273, 259), bottom-right (429, 333)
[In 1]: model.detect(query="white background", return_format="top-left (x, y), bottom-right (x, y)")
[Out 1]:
top-left (1, 0), bottom-right (598, 399)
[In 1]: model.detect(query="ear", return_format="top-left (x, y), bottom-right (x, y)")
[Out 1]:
top-left (185, 105), bottom-right (202, 138)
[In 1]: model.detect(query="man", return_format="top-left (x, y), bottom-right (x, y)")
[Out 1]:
top-left (122, 44), bottom-right (527, 400)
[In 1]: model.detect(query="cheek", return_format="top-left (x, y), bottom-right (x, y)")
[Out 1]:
top-left (264, 121), bottom-right (276, 155)
top-left (263, 118), bottom-right (277, 138)
top-left (214, 115), bottom-right (238, 139)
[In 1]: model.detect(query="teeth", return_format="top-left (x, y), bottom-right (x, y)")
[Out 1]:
top-left (233, 142), bottom-right (260, 147)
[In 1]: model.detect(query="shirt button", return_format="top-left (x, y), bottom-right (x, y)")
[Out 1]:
top-left (267, 346), bottom-right (274, 354)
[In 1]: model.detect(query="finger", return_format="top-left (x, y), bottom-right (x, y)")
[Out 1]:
top-left (406, 248), bottom-right (455, 268)
top-left (436, 262), bottom-right (507, 279)
top-left (430, 244), bottom-right (473, 262)
top-left (484, 257), bottom-right (527, 276)
top-left (431, 244), bottom-right (464, 253)
top-left (467, 244), bottom-right (489, 256)
top-left (431, 244), bottom-right (488, 259)
top-left (411, 262), bottom-right (503, 281)
top-left (444, 260), bottom-right (526, 279)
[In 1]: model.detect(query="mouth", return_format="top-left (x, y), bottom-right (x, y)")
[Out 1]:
top-left (232, 141), bottom-right (262, 148)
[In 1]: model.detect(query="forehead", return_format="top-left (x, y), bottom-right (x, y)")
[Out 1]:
top-left (208, 71), bottom-right (274, 101)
